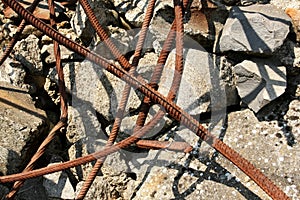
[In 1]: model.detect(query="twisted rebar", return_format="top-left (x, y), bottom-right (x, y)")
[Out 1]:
top-left (133, 0), bottom-right (190, 132)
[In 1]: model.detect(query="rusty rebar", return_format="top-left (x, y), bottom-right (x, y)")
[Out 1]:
top-left (0, 0), bottom-right (291, 199)
top-left (49, 0), bottom-right (68, 120)
top-left (136, 140), bottom-right (193, 153)
top-left (77, 0), bottom-right (186, 197)
top-left (79, 0), bottom-right (131, 70)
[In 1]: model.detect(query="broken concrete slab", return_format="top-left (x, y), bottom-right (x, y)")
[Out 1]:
top-left (0, 82), bottom-right (48, 175)
top-left (219, 4), bottom-right (291, 55)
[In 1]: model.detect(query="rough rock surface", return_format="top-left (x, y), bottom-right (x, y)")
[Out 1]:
top-left (220, 109), bottom-right (300, 200)
top-left (184, 1), bottom-right (227, 51)
top-left (131, 108), bottom-right (300, 200)
top-left (15, 177), bottom-right (48, 200)
top-left (112, 0), bottom-right (131, 14)
top-left (284, 100), bottom-right (300, 140)
top-left (293, 44), bottom-right (300, 69)
top-left (93, 25), bottom-right (134, 60)
top-left (75, 173), bottom-right (134, 200)
top-left (47, 62), bottom-right (76, 94)
top-left (41, 43), bottom-right (74, 64)
top-left (66, 105), bottom-right (106, 180)
top-left (270, 0), bottom-right (300, 10)
top-left (147, 2), bottom-right (225, 53)
top-left (0, 16), bottom-right (11, 49)
top-left (124, 0), bottom-right (173, 27)
top-left (159, 48), bottom-right (227, 115)
top-left (0, 184), bottom-right (9, 197)
top-left (219, 5), bottom-right (291, 54)
top-left (0, 58), bottom-right (26, 88)
top-left (149, 13), bottom-right (172, 54)
top-left (274, 39), bottom-right (299, 70)
top-left (0, 82), bottom-right (48, 175)
top-left (72, 60), bottom-right (141, 122)
top-left (233, 59), bottom-right (286, 112)
top-left (14, 34), bottom-right (43, 74)
top-left (0, 56), bottom-right (38, 94)
top-left (223, 0), bottom-right (240, 5)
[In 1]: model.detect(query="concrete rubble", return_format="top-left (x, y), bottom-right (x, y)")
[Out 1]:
top-left (0, 0), bottom-right (299, 199)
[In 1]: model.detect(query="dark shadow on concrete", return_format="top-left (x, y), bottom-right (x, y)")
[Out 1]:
top-left (0, 96), bottom-right (46, 120)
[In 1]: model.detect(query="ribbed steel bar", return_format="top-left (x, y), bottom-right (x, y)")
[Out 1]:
top-left (136, 140), bottom-right (193, 153)
top-left (49, 0), bottom-right (68, 120)
top-left (0, 0), bottom-right (41, 66)
top-left (0, 0), bottom-right (290, 199)
top-left (79, 0), bottom-right (131, 70)
top-left (76, 0), bottom-right (157, 198)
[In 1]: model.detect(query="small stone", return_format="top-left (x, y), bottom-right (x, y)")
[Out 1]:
top-left (14, 34), bottom-right (43, 74)
top-left (233, 59), bottom-right (286, 112)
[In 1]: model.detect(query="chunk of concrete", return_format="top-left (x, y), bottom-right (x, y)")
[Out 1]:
top-left (219, 5), bottom-right (291, 55)
top-left (233, 59), bottom-right (286, 112)
top-left (43, 156), bottom-right (75, 199)
top-left (0, 82), bottom-right (48, 175)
